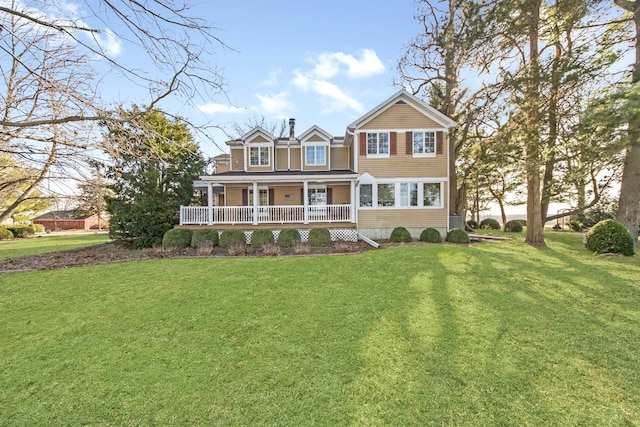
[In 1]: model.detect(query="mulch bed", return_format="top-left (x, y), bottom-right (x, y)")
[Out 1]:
top-left (0, 241), bottom-right (371, 273)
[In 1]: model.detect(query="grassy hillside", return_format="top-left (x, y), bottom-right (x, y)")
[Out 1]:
top-left (1, 232), bottom-right (638, 426)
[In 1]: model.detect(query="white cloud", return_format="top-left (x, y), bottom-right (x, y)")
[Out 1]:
top-left (292, 70), bottom-right (364, 114)
top-left (260, 68), bottom-right (282, 86)
top-left (310, 49), bottom-right (385, 80)
top-left (196, 103), bottom-right (246, 114)
top-left (93, 28), bottom-right (122, 58)
top-left (254, 92), bottom-right (292, 118)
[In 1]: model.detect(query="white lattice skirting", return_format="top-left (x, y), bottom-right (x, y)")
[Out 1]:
top-left (238, 228), bottom-right (358, 244)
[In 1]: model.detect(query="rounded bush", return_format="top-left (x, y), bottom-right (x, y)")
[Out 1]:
top-left (250, 229), bottom-right (274, 248)
top-left (584, 219), bottom-right (635, 256)
top-left (309, 228), bottom-right (331, 247)
top-left (420, 227), bottom-right (442, 243)
top-left (220, 229), bottom-right (247, 248)
top-left (162, 228), bottom-right (193, 248)
top-left (0, 227), bottom-right (14, 240)
top-left (466, 220), bottom-right (479, 230)
top-left (446, 228), bottom-right (470, 244)
top-left (31, 223), bottom-right (45, 233)
top-left (278, 229), bottom-right (301, 247)
top-left (390, 227), bottom-right (412, 243)
top-left (191, 229), bottom-right (219, 248)
top-left (7, 225), bottom-right (35, 238)
top-left (479, 218), bottom-right (500, 230)
top-left (504, 220), bottom-right (523, 233)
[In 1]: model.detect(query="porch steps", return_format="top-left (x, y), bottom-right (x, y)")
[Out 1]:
top-left (358, 232), bottom-right (380, 248)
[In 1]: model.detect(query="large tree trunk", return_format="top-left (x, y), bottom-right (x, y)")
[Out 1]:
top-left (615, 0), bottom-right (640, 248)
top-left (525, 0), bottom-right (546, 246)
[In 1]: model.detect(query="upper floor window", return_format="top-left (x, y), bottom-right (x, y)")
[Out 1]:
top-left (305, 146), bottom-right (326, 166)
top-left (249, 147), bottom-right (269, 166)
top-left (413, 131), bottom-right (436, 155)
top-left (367, 132), bottom-right (389, 156)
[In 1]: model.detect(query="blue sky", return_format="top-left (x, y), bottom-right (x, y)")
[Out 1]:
top-left (84, 0), bottom-right (420, 157)
top-left (187, 0), bottom-right (419, 156)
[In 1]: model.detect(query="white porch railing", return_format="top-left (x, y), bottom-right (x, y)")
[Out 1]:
top-left (180, 204), bottom-right (352, 225)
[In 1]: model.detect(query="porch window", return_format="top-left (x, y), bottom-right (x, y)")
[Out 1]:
top-left (305, 146), bottom-right (326, 166)
top-left (413, 131), bottom-right (436, 155)
top-left (377, 183), bottom-right (395, 207)
top-left (308, 187), bottom-right (327, 206)
top-left (367, 132), bottom-right (389, 156)
top-left (399, 183), bottom-right (418, 207)
top-left (249, 147), bottom-right (269, 166)
top-left (423, 183), bottom-right (442, 207)
top-left (249, 188), bottom-right (269, 206)
top-left (359, 184), bottom-right (372, 207)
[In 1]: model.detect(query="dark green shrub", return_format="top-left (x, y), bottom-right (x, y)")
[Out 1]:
top-left (0, 227), bottom-right (13, 240)
top-left (390, 227), bottom-right (412, 243)
top-left (420, 227), bottom-right (442, 243)
top-left (220, 229), bottom-right (247, 248)
top-left (30, 224), bottom-right (45, 233)
top-left (191, 229), bottom-right (219, 248)
top-left (250, 229), bottom-right (274, 248)
top-left (515, 219), bottom-right (527, 226)
top-left (504, 220), bottom-right (523, 232)
top-left (479, 218), bottom-right (500, 230)
top-left (278, 229), bottom-right (301, 247)
top-left (446, 228), bottom-right (470, 244)
top-left (466, 220), bottom-right (479, 230)
top-left (309, 228), bottom-right (331, 247)
top-left (162, 228), bottom-right (193, 248)
top-left (6, 225), bottom-right (35, 238)
top-left (584, 219), bottom-right (634, 256)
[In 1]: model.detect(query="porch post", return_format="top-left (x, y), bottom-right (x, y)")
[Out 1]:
top-left (252, 181), bottom-right (259, 225)
top-left (303, 180), bottom-right (309, 224)
top-left (207, 182), bottom-right (213, 225)
top-left (350, 180), bottom-right (357, 223)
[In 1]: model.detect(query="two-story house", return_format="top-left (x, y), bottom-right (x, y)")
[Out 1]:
top-left (180, 90), bottom-right (456, 241)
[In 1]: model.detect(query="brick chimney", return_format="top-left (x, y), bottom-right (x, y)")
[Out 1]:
top-left (289, 118), bottom-right (295, 139)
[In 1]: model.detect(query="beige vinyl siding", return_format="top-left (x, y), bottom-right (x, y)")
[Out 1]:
top-left (275, 147), bottom-right (288, 170)
top-left (215, 163), bottom-right (230, 173)
top-left (307, 134), bottom-right (325, 142)
top-left (230, 148), bottom-right (243, 171)
top-left (358, 131), bottom-right (447, 178)
top-left (225, 186), bottom-right (244, 206)
top-left (358, 208), bottom-right (447, 229)
top-left (249, 135), bottom-right (270, 143)
top-left (273, 186), bottom-right (303, 205)
top-left (330, 146), bottom-right (349, 169)
top-left (361, 104), bottom-right (440, 129)
top-left (290, 147), bottom-right (302, 170)
top-left (329, 184), bottom-right (350, 204)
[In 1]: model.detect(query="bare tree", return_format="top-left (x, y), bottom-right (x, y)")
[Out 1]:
top-left (0, 0), bottom-right (226, 221)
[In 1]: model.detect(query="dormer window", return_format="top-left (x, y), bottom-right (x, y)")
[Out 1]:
top-left (249, 147), bottom-right (269, 166)
top-left (305, 146), bottom-right (326, 166)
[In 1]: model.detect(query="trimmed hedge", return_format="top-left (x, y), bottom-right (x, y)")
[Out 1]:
top-left (504, 220), bottom-right (523, 233)
top-left (278, 229), bottom-right (301, 247)
top-left (480, 218), bottom-right (500, 230)
top-left (220, 229), bottom-right (247, 248)
top-left (584, 219), bottom-right (635, 256)
top-left (390, 227), bottom-right (412, 243)
top-left (0, 227), bottom-right (14, 240)
top-left (420, 227), bottom-right (442, 243)
top-left (466, 220), bottom-right (479, 230)
top-left (250, 229), bottom-right (274, 248)
top-left (446, 228), bottom-right (470, 244)
top-left (162, 228), bottom-right (193, 248)
top-left (191, 229), bottom-right (219, 248)
top-left (31, 223), bottom-right (45, 233)
top-left (5, 225), bottom-right (35, 238)
top-left (309, 228), bottom-right (331, 247)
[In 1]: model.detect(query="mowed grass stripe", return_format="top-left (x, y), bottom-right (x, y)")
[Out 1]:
top-left (1, 233), bottom-right (638, 426)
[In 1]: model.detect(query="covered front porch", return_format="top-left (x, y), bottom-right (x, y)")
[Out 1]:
top-left (180, 171), bottom-right (358, 226)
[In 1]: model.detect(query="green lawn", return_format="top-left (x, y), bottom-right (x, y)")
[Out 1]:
top-left (0, 233), bottom-right (109, 260)
top-left (1, 232), bottom-right (638, 426)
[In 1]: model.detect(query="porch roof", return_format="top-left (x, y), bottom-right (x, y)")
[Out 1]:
top-left (198, 169), bottom-right (358, 185)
